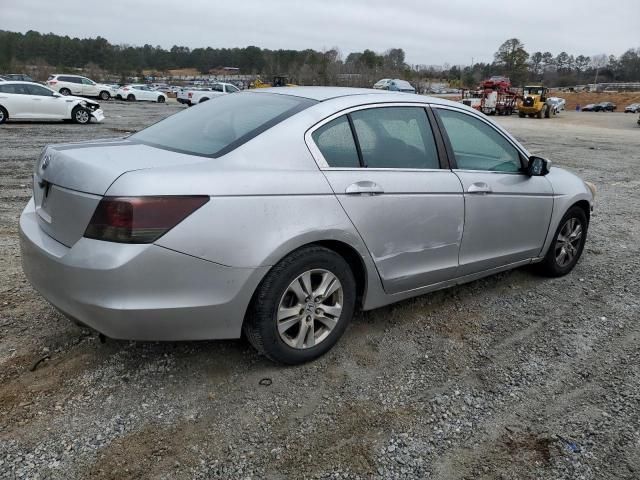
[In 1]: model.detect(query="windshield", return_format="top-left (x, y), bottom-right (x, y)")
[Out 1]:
top-left (131, 92), bottom-right (317, 157)
top-left (524, 87), bottom-right (544, 95)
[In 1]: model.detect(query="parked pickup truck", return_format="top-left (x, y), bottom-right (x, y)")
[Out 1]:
top-left (179, 82), bottom-right (240, 106)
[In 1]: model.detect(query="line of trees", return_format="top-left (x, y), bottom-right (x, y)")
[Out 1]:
top-left (486, 38), bottom-right (640, 87)
top-left (1, 30), bottom-right (639, 88)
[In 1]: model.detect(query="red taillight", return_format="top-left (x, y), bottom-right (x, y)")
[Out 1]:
top-left (123, 87), bottom-right (129, 91)
top-left (84, 196), bottom-right (209, 243)
top-left (188, 92), bottom-right (193, 98)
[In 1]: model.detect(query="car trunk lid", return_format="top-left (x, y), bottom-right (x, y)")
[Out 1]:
top-left (33, 139), bottom-right (209, 247)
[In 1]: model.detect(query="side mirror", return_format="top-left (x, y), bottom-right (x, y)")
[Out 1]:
top-left (527, 156), bottom-right (551, 176)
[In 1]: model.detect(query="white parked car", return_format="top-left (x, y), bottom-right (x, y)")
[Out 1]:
top-left (0, 81), bottom-right (104, 124)
top-left (187, 82), bottom-right (240, 106)
top-left (547, 97), bottom-right (566, 113)
top-left (46, 74), bottom-right (116, 101)
top-left (116, 84), bottom-right (167, 103)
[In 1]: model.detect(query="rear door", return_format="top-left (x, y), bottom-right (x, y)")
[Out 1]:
top-left (0, 83), bottom-right (34, 118)
top-left (62, 76), bottom-right (83, 95)
top-left (307, 104), bottom-right (464, 294)
top-left (433, 106), bottom-right (554, 275)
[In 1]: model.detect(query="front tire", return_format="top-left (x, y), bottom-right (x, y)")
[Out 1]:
top-left (157, 96), bottom-right (165, 103)
top-left (244, 246), bottom-right (356, 364)
top-left (99, 91), bottom-right (110, 101)
top-left (536, 206), bottom-right (588, 277)
top-left (0, 106), bottom-right (8, 124)
top-left (72, 106), bottom-right (91, 124)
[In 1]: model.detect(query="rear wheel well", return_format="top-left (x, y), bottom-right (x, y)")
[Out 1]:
top-left (242, 240), bottom-right (368, 337)
top-left (313, 240), bottom-right (366, 308)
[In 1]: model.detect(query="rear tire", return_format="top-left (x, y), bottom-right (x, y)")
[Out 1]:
top-left (243, 246), bottom-right (356, 364)
top-left (536, 206), bottom-right (588, 277)
top-left (99, 91), bottom-right (110, 101)
top-left (0, 106), bottom-right (8, 124)
top-left (59, 88), bottom-right (71, 96)
top-left (127, 94), bottom-right (135, 102)
top-left (72, 106), bottom-right (91, 124)
top-left (199, 97), bottom-right (209, 103)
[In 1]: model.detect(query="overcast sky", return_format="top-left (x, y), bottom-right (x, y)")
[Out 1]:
top-left (1, 0), bottom-right (638, 65)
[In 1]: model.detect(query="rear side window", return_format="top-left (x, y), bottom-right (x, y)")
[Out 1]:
top-left (0, 83), bottom-right (29, 94)
top-left (351, 107), bottom-right (439, 169)
top-left (131, 92), bottom-right (316, 157)
top-left (311, 116), bottom-right (360, 168)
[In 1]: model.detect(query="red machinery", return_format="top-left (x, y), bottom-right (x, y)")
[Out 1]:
top-left (461, 76), bottom-right (519, 115)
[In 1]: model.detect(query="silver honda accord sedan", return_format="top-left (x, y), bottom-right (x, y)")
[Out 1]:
top-left (20, 87), bottom-right (595, 364)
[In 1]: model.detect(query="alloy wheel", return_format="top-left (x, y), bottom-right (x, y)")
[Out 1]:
top-left (276, 269), bottom-right (343, 349)
top-left (555, 217), bottom-right (583, 267)
top-left (75, 109), bottom-right (90, 124)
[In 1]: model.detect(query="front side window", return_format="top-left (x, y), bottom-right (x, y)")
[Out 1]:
top-left (226, 85), bottom-right (239, 93)
top-left (26, 84), bottom-right (54, 96)
top-left (211, 84), bottom-right (224, 92)
top-left (311, 116), bottom-right (360, 168)
top-left (350, 107), bottom-right (439, 169)
top-left (131, 92), bottom-right (316, 157)
top-left (436, 109), bottom-right (522, 172)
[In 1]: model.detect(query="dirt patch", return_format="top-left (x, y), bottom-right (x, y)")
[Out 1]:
top-left (550, 91), bottom-right (640, 110)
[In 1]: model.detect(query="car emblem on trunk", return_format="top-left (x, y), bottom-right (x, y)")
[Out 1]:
top-left (41, 155), bottom-right (51, 170)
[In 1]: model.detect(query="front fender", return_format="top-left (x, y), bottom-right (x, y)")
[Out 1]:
top-left (538, 166), bottom-right (594, 258)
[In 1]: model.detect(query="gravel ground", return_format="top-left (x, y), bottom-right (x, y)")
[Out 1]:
top-left (0, 102), bottom-right (639, 479)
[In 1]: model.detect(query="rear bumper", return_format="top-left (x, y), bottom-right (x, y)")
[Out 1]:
top-left (19, 198), bottom-right (267, 340)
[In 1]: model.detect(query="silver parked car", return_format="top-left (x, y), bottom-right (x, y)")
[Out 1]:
top-left (20, 87), bottom-right (595, 364)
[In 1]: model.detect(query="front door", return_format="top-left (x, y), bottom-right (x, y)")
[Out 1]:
top-left (434, 107), bottom-right (554, 275)
top-left (25, 84), bottom-right (67, 119)
top-left (81, 78), bottom-right (98, 96)
top-left (309, 105), bottom-right (464, 294)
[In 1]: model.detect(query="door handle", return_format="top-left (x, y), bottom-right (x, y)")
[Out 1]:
top-left (467, 182), bottom-right (492, 194)
top-left (345, 181), bottom-right (384, 195)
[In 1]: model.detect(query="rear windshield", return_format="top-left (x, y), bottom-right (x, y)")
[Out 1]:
top-left (131, 92), bottom-right (316, 157)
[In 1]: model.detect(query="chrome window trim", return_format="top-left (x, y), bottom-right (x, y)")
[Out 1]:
top-left (430, 104), bottom-right (532, 171)
top-left (304, 101), bottom-right (440, 171)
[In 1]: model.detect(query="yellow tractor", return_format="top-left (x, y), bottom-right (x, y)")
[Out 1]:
top-left (518, 85), bottom-right (551, 118)
top-left (250, 75), bottom-right (296, 88)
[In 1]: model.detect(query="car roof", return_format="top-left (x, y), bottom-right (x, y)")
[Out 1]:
top-left (0, 80), bottom-right (45, 85)
top-left (250, 86), bottom-right (459, 107)
top-left (253, 86), bottom-right (398, 101)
